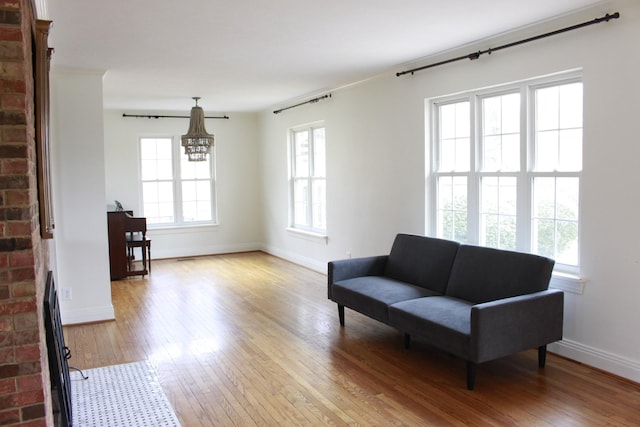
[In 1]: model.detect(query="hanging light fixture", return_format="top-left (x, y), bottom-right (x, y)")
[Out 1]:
top-left (181, 97), bottom-right (215, 161)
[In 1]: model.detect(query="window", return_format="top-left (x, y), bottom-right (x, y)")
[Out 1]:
top-left (430, 73), bottom-right (582, 273)
top-left (289, 124), bottom-right (326, 234)
top-left (140, 137), bottom-right (216, 226)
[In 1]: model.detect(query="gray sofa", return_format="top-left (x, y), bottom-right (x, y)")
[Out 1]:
top-left (328, 233), bottom-right (564, 389)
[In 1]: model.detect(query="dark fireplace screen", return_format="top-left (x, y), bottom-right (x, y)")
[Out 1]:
top-left (44, 271), bottom-right (72, 426)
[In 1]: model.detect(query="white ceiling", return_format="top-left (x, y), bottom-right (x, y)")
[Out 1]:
top-left (47, 0), bottom-right (605, 113)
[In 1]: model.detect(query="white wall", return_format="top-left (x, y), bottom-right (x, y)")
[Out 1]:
top-left (50, 70), bottom-right (114, 324)
top-left (258, 1), bottom-right (640, 382)
top-left (51, 0), bottom-right (640, 383)
top-left (103, 110), bottom-right (262, 259)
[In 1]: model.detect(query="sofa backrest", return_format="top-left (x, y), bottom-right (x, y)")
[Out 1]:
top-left (445, 244), bottom-right (555, 303)
top-left (385, 234), bottom-right (460, 293)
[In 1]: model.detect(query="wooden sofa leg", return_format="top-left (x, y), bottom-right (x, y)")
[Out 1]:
top-left (538, 345), bottom-right (547, 368)
top-left (404, 333), bottom-right (411, 349)
top-left (338, 304), bottom-right (345, 326)
top-left (466, 361), bottom-right (476, 390)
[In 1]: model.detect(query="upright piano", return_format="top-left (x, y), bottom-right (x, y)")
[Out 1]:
top-left (107, 211), bottom-right (150, 280)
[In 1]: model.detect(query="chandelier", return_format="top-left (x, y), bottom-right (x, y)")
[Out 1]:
top-left (181, 97), bottom-right (215, 161)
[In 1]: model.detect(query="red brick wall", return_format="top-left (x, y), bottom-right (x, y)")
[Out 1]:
top-left (0, 0), bottom-right (52, 426)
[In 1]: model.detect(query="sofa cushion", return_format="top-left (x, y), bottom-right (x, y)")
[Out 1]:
top-left (445, 245), bottom-right (555, 304)
top-left (388, 296), bottom-right (473, 359)
top-left (331, 276), bottom-right (441, 324)
top-left (384, 234), bottom-right (460, 293)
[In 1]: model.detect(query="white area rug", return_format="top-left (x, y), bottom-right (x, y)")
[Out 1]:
top-left (70, 361), bottom-right (181, 427)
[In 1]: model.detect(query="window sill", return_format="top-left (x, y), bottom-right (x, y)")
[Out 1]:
top-left (286, 227), bottom-right (328, 244)
top-left (550, 272), bottom-right (584, 295)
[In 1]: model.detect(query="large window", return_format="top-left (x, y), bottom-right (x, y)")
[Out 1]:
top-left (431, 73), bottom-right (582, 273)
top-left (289, 124), bottom-right (326, 234)
top-left (140, 137), bottom-right (216, 226)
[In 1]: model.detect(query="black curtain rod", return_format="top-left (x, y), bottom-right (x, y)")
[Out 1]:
top-left (396, 12), bottom-right (620, 77)
top-left (122, 113), bottom-right (229, 119)
top-left (273, 94), bottom-right (331, 114)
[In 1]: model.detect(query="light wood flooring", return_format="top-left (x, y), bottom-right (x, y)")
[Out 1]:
top-left (64, 252), bottom-right (640, 426)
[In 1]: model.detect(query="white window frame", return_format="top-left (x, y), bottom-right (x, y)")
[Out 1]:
top-left (139, 136), bottom-right (217, 228)
top-left (288, 122), bottom-right (327, 237)
top-left (428, 71), bottom-right (582, 280)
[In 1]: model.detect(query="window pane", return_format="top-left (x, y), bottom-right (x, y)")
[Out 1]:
top-left (182, 201), bottom-right (196, 222)
top-left (437, 176), bottom-right (467, 241)
top-left (558, 129), bottom-right (582, 171)
top-left (142, 182), bottom-right (158, 203)
top-left (294, 131), bottom-right (309, 177)
top-left (141, 160), bottom-right (157, 183)
top-left (313, 128), bottom-right (326, 177)
top-left (182, 181), bottom-right (196, 201)
top-left (502, 134), bottom-right (520, 171)
top-left (140, 139), bottom-right (157, 159)
top-left (535, 130), bottom-right (558, 171)
top-left (143, 181), bottom-right (174, 224)
top-left (181, 152), bottom-right (211, 179)
top-left (141, 137), bottom-right (175, 224)
top-left (293, 179), bottom-right (309, 227)
top-left (536, 87), bottom-right (559, 131)
top-left (140, 138), bottom-right (173, 180)
top-left (480, 177), bottom-right (517, 250)
top-left (439, 102), bottom-right (470, 172)
top-left (532, 177), bottom-right (579, 266)
top-left (559, 83), bottom-right (583, 129)
top-left (483, 136), bottom-right (501, 171)
top-left (312, 179), bottom-right (326, 229)
top-left (556, 220), bottom-right (579, 265)
top-left (535, 82), bottom-right (582, 172)
top-left (182, 180), bottom-right (211, 222)
top-left (502, 93), bottom-right (520, 134)
top-left (482, 93), bottom-right (520, 172)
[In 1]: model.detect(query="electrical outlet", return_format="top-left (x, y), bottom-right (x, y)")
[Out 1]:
top-left (346, 251), bottom-right (352, 259)
top-left (61, 288), bottom-right (72, 300)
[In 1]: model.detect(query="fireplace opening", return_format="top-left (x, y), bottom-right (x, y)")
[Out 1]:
top-left (44, 271), bottom-right (72, 427)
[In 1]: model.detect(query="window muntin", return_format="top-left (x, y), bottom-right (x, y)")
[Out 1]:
top-left (431, 75), bottom-right (582, 272)
top-left (290, 124), bottom-right (326, 234)
top-left (140, 137), bottom-right (216, 226)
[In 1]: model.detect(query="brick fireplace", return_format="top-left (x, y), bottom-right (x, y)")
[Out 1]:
top-left (0, 0), bottom-right (53, 425)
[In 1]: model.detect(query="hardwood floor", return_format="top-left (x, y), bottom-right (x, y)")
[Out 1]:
top-left (64, 252), bottom-right (640, 426)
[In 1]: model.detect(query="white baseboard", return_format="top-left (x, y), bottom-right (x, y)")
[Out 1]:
top-left (151, 242), bottom-right (262, 260)
top-left (61, 304), bottom-right (115, 325)
top-left (549, 339), bottom-right (640, 383)
top-left (261, 245), bottom-right (327, 274)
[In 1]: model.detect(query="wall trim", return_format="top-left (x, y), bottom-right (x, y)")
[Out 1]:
top-left (61, 304), bottom-right (115, 326)
top-left (549, 339), bottom-right (640, 384)
top-left (152, 242), bottom-right (262, 260)
top-left (262, 245), bottom-right (327, 273)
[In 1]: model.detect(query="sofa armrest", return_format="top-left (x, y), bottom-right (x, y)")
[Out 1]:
top-left (470, 289), bottom-right (564, 363)
top-left (328, 255), bottom-right (388, 284)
